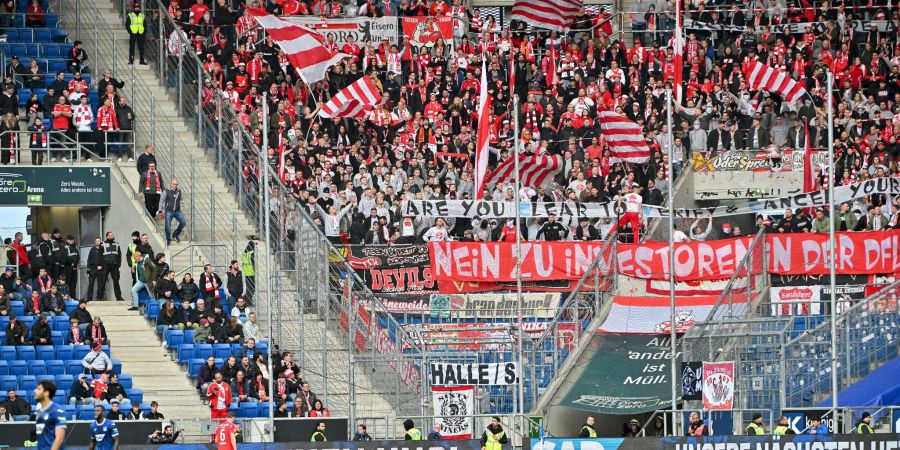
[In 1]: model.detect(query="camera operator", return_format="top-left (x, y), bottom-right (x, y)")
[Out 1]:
top-left (147, 425), bottom-right (182, 444)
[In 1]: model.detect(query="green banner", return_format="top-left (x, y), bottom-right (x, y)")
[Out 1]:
top-left (0, 166), bottom-right (111, 206)
top-left (559, 333), bottom-right (681, 414)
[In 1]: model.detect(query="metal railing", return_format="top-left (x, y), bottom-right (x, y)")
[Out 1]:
top-left (0, 129), bottom-right (115, 164)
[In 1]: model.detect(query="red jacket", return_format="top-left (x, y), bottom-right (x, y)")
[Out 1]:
top-left (11, 241), bottom-right (29, 266)
top-left (206, 381), bottom-right (232, 410)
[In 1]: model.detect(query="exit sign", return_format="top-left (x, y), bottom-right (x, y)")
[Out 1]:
top-left (26, 195), bottom-right (42, 204)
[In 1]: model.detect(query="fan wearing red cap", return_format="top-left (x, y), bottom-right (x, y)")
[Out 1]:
top-left (82, 342), bottom-right (113, 375)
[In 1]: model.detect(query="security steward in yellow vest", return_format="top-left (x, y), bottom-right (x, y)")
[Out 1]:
top-left (241, 240), bottom-right (256, 302)
top-left (579, 416), bottom-right (598, 437)
top-left (311, 421), bottom-right (327, 441)
top-left (125, 2), bottom-right (146, 64)
top-left (481, 416), bottom-right (508, 450)
top-left (856, 412), bottom-right (874, 434)
top-left (745, 413), bottom-right (766, 435)
top-left (773, 416), bottom-right (795, 435)
top-left (403, 419), bottom-right (422, 440)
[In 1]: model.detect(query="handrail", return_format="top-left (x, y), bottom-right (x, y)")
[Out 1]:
top-left (692, 226), bottom-right (766, 336)
top-left (785, 278), bottom-right (900, 347)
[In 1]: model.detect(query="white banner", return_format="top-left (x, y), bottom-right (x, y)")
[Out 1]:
top-left (432, 385), bottom-right (475, 439)
top-left (285, 16), bottom-right (399, 45)
top-left (402, 177), bottom-right (900, 220)
top-left (430, 362), bottom-right (519, 386)
top-left (769, 284), bottom-right (865, 316)
top-left (598, 296), bottom-right (747, 334)
top-left (434, 293), bottom-right (561, 319)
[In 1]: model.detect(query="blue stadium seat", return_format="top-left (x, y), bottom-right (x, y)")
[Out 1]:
top-left (146, 300), bottom-right (160, 320)
top-left (55, 346), bottom-right (74, 361)
top-left (65, 359), bottom-right (82, 375)
top-left (29, 360), bottom-right (46, 376)
top-left (239, 403), bottom-right (257, 418)
top-left (194, 344), bottom-right (213, 360)
top-left (213, 344), bottom-right (232, 360)
top-left (45, 14), bottom-right (59, 28)
top-left (50, 29), bottom-right (67, 43)
top-left (19, 375), bottom-right (37, 392)
top-left (36, 345), bottom-right (55, 361)
top-left (47, 360), bottom-right (65, 376)
top-left (51, 331), bottom-right (64, 346)
top-left (56, 374), bottom-right (73, 388)
top-left (72, 344), bottom-right (90, 355)
top-left (256, 402), bottom-right (272, 417)
top-left (183, 329), bottom-right (195, 343)
top-left (0, 346), bottom-right (16, 361)
top-left (34, 29), bottom-right (51, 43)
top-left (10, 301), bottom-right (24, 317)
top-left (118, 374), bottom-right (132, 390)
top-left (60, 405), bottom-right (76, 420)
top-left (77, 409), bottom-right (94, 420)
top-left (127, 389), bottom-right (142, 404)
top-left (16, 346), bottom-right (35, 361)
top-left (51, 316), bottom-right (69, 333)
top-left (111, 359), bottom-right (121, 375)
top-left (188, 359), bottom-right (204, 377)
top-left (166, 330), bottom-right (184, 349)
top-left (0, 360), bottom-right (7, 376)
top-left (0, 375), bottom-right (16, 391)
top-left (64, 300), bottom-right (78, 315)
top-left (177, 344), bottom-right (194, 362)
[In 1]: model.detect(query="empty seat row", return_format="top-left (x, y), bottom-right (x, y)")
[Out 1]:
top-left (4, 27), bottom-right (68, 43)
top-left (0, 41), bottom-right (70, 59)
top-left (0, 358), bottom-right (121, 376)
top-left (0, 344), bottom-right (111, 361)
top-left (174, 342), bottom-right (268, 363)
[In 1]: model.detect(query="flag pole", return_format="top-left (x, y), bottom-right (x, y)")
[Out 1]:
top-left (826, 70), bottom-right (838, 419)
top-left (666, 87), bottom-right (678, 433)
top-left (513, 92), bottom-right (526, 438)
top-left (262, 92), bottom-right (275, 441)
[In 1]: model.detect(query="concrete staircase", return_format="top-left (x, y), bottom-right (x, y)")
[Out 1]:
top-left (85, 301), bottom-right (209, 423)
top-left (61, 0), bottom-right (400, 429)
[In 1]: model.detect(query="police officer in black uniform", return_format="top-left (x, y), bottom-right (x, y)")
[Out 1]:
top-left (536, 212), bottom-right (569, 241)
top-left (85, 237), bottom-right (103, 301)
top-left (62, 235), bottom-right (79, 295)
top-left (49, 228), bottom-right (65, 281)
top-left (100, 231), bottom-right (124, 301)
top-left (28, 232), bottom-right (52, 284)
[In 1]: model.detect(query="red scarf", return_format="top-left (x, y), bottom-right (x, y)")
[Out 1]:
top-left (32, 295), bottom-right (40, 314)
top-left (38, 276), bottom-right (52, 292)
top-left (71, 326), bottom-right (80, 342)
top-left (92, 324), bottom-right (102, 342)
top-left (277, 380), bottom-right (286, 396)
top-left (145, 170), bottom-right (161, 192)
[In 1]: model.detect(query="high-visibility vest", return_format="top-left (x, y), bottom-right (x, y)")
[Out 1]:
top-left (746, 423), bottom-right (765, 435)
top-left (773, 425), bottom-right (790, 436)
top-left (128, 12), bottom-right (145, 34)
top-left (581, 425), bottom-right (597, 438)
top-left (856, 423), bottom-right (873, 434)
top-left (311, 431), bottom-right (326, 442)
top-left (407, 428), bottom-right (422, 440)
top-left (241, 251), bottom-right (255, 276)
top-left (485, 427), bottom-right (504, 450)
top-left (128, 242), bottom-right (138, 266)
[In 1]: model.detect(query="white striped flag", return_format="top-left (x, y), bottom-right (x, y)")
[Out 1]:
top-left (473, 59), bottom-right (492, 199)
top-left (597, 110), bottom-right (651, 163)
top-left (484, 153), bottom-right (562, 190)
top-left (742, 59), bottom-right (808, 104)
top-left (510, 0), bottom-right (582, 31)
top-left (673, 0), bottom-right (684, 101)
top-left (245, 6), bottom-right (348, 85)
top-left (318, 76), bottom-right (382, 119)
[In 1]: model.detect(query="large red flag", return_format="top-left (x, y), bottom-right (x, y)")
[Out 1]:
top-left (473, 60), bottom-right (492, 199)
top-left (803, 119), bottom-right (817, 193)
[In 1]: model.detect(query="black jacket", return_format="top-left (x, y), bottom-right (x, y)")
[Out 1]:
top-left (226, 270), bottom-right (243, 298)
top-left (87, 245), bottom-right (104, 273)
top-left (536, 221), bottom-right (568, 241)
top-left (71, 306), bottom-right (93, 325)
top-left (30, 320), bottom-right (52, 345)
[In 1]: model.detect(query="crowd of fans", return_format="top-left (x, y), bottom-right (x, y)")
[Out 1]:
top-left (157, 0), bottom-right (900, 247)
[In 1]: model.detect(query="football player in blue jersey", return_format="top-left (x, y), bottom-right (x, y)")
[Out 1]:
top-left (89, 405), bottom-right (119, 450)
top-left (34, 380), bottom-right (67, 450)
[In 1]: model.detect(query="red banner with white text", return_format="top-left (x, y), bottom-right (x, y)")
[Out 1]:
top-left (766, 230), bottom-right (900, 275)
top-left (430, 230), bottom-right (900, 284)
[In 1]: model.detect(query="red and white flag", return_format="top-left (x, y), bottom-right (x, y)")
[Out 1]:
top-left (473, 60), bottom-right (492, 199)
top-left (483, 153), bottom-right (562, 190)
top-left (673, 0), bottom-right (684, 101)
top-left (245, 6), bottom-right (348, 84)
top-left (802, 118), bottom-right (817, 193)
top-left (597, 111), bottom-right (651, 163)
top-left (318, 76), bottom-right (382, 119)
top-left (702, 361), bottom-right (735, 410)
top-left (510, 0), bottom-right (582, 31)
top-left (742, 59), bottom-right (808, 104)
